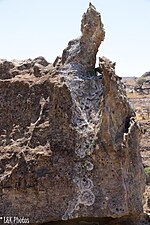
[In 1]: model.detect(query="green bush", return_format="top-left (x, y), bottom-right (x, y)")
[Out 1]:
top-left (137, 77), bottom-right (146, 88)
top-left (144, 167), bottom-right (150, 175)
top-left (144, 167), bottom-right (150, 184)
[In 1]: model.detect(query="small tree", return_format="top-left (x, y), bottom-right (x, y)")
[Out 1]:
top-left (137, 77), bottom-right (146, 89)
top-left (135, 77), bottom-right (146, 92)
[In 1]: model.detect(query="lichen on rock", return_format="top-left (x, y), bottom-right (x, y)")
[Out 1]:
top-left (0, 3), bottom-right (147, 225)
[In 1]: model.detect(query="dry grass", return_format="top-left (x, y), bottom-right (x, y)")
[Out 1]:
top-left (127, 92), bottom-right (150, 99)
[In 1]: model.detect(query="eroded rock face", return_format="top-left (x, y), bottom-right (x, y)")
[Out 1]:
top-left (0, 3), bottom-right (146, 225)
top-left (61, 3), bottom-right (105, 71)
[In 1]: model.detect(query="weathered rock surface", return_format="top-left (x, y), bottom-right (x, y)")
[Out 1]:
top-left (61, 3), bottom-right (105, 71)
top-left (0, 3), bottom-right (147, 225)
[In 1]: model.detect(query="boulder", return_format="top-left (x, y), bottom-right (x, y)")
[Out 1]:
top-left (0, 3), bottom-right (147, 225)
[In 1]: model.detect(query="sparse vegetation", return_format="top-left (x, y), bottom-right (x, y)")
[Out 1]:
top-left (137, 77), bottom-right (146, 87)
top-left (123, 75), bottom-right (150, 213)
top-left (144, 167), bottom-right (150, 185)
top-left (134, 77), bottom-right (146, 92)
top-left (144, 167), bottom-right (150, 176)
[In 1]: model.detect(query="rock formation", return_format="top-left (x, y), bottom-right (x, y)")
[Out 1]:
top-left (61, 3), bottom-right (105, 71)
top-left (0, 3), bottom-right (147, 225)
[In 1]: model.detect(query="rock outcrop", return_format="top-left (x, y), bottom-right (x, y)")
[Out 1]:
top-left (61, 3), bottom-right (105, 71)
top-left (0, 3), bottom-right (147, 225)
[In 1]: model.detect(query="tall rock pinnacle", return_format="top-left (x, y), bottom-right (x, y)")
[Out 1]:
top-left (62, 3), bottom-right (105, 70)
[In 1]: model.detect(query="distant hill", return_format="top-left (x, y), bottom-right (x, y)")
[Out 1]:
top-left (121, 76), bottom-right (137, 82)
top-left (142, 71), bottom-right (150, 78)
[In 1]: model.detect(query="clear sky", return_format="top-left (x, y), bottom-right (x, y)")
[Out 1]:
top-left (0, 0), bottom-right (150, 77)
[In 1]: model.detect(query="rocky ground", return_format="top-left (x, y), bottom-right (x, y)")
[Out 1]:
top-left (123, 77), bottom-right (150, 216)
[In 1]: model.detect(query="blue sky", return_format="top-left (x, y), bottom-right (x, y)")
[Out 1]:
top-left (0, 0), bottom-right (150, 77)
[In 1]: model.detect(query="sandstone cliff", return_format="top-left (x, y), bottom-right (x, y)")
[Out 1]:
top-left (0, 3), bottom-right (147, 225)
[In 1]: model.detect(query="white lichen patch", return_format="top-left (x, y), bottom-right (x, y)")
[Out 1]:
top-left (85, 160), bottom-right (94, 171)
top-left (75, 177), bottom-right (94, 190)
top-left (79, 190), bottom-right (95, 206)
top-left (62, 63), bottom-right (103, 220)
